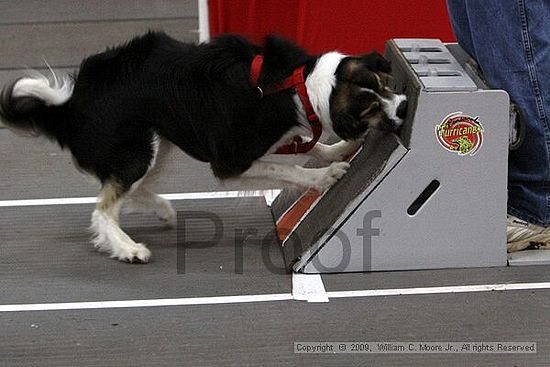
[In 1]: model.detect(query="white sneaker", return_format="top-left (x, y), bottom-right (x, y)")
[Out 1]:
top-left (507, 215), bottom-right (550, 252)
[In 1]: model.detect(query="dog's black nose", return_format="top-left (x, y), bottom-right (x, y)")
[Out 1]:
top-left (396, 100), bottom-right (408, 119)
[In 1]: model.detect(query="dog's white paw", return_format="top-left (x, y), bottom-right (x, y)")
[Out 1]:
top-left (310, 162), bottom-right (350, 191)
top-left (111, 242), bottom-right (152, 264)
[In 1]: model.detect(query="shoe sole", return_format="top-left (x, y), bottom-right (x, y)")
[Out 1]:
top-left (507, 234), bottom-right (550, 253)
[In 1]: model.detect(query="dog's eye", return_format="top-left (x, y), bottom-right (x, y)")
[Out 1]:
top-left (359, 101), bottom-right (381, 118)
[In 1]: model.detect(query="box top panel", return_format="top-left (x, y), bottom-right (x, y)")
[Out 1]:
top-left (393, 38), bottom-right (477, 92)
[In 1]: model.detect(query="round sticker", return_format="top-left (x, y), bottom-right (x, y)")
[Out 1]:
top-left (435, 112), bottom-right (484, 156)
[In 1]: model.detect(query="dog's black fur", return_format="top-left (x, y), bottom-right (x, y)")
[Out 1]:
top-left (0, 32), bottom-right (401, 191)
top-left (0, 31), bottom-right (407, 263)
top-left (0, 32), bottom-right (321, 187)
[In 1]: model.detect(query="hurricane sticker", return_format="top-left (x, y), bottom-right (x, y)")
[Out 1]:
top-left (435, 112), bottom-right (484, 156)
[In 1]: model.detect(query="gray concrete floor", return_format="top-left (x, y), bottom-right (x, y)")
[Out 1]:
top-left (1, 1), bottom-right (550, 366)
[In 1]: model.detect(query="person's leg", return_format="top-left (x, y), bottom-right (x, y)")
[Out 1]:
top-left (446, 0), bottom-right (476, 59)
top-left (448, 1), bottom-right (550, 232)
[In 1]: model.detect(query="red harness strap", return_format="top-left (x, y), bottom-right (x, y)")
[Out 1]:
top-left (250, 55), bottom-right (322, 154)
top-left (250, 55), bottom-right (264, 97)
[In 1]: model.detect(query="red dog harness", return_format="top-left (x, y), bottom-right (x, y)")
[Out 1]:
top-left (250, 55), bottom-right (322, 154)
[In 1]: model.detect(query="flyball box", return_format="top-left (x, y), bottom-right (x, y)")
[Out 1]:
top-left (271, 39), bottom-right (510, 273)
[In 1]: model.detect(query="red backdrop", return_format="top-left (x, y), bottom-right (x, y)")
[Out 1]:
top-left (208, 0), bottom-right (455, 54)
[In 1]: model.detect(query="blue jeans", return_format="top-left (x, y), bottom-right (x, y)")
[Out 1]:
top-left (447, 0), bottom-right (550, 226)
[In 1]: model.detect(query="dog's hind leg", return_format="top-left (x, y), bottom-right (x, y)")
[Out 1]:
top-left (124, 138), bottom-right (176, 226)
top-left (125, 185), bottom-right (176, 227)
top-left (91, 181), bottom-right (152, 263)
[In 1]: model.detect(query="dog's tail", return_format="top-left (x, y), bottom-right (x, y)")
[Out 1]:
top-left (0, 69), bottom-right (74, 142)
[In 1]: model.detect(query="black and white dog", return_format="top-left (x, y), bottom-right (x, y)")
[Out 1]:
top-left (0, 32), bottom-right (406, 263)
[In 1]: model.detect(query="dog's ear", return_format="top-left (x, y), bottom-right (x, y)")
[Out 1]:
top-left (335, 57), bottom-right (383, 90)
top-left (359, 51), bottom-right (391, 73)
top-left (336, 52), bottom-right (391, 80)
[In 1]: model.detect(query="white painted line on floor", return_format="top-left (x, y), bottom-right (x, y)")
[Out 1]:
top-left (263, 189), bottom-right (282, 206)
top-left (0, 190), bottom-right (282, 208)
top-left (1, 282), bottom-right (550, 312)
top-left (292, 273), bottom-right (329, 302)
top-left (326, 282), bottom-right (550, 298)
top-left (0, 294), bottom-right (294, 312)
top-left (0, 196), bottom-right (99, 206)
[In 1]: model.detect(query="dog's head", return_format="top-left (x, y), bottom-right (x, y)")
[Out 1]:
top-left (330, 52), bottom-right (407, 140)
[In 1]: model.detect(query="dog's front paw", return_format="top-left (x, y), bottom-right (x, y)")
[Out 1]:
top-left (311, 162), bottom-right (350, 191)
top-left (112, 243), bottom-right (152, 263)
top-left (316, 140), bottom-right (363, 162)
